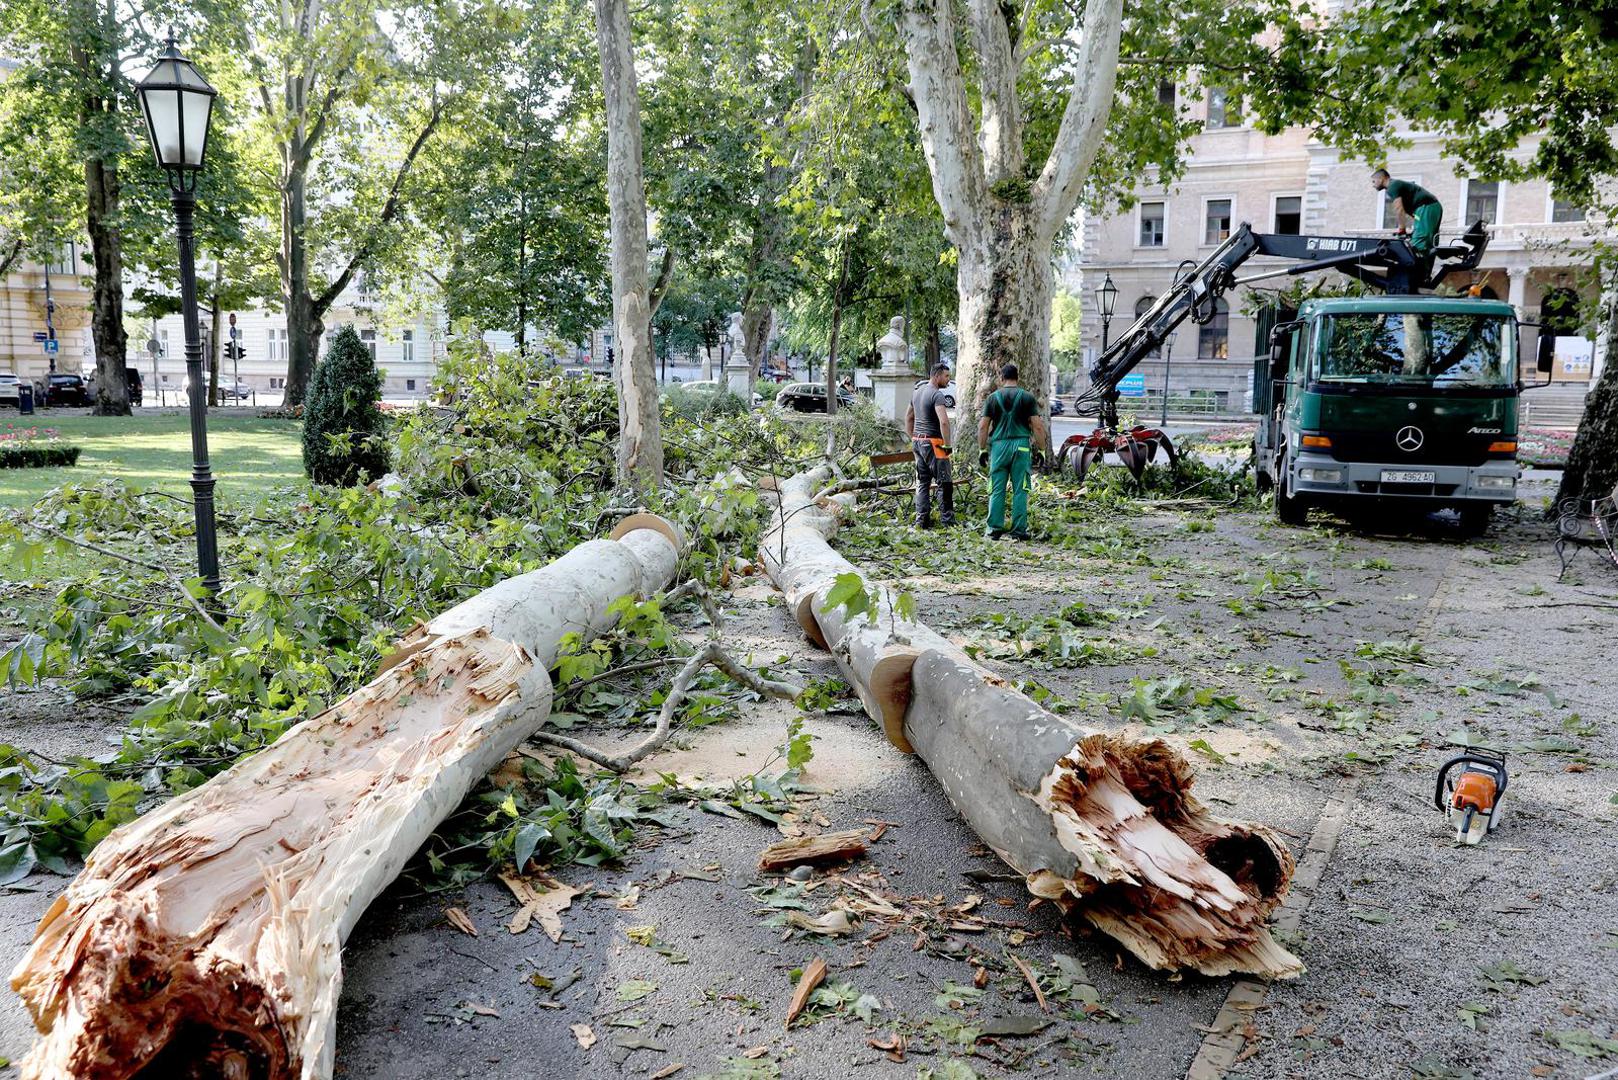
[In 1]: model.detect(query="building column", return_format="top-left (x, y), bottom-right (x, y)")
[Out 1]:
top-left (1506, 267), bottom-right (1528, 318)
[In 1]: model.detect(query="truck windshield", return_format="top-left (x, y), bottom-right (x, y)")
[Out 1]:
top-left (1314, 313), bottom-right (1514, 387)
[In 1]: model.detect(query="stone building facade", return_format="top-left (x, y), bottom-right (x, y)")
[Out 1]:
top-left (1073, 95), bottom-right (1608, 424)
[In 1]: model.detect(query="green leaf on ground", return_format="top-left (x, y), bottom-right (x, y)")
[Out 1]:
top-left (615, 979), bottom-right (658, 1002)
top-left (1543, 1029), bottom-right (1618, 1059)
top-left (1479, 959), bottom-right (1548, 989)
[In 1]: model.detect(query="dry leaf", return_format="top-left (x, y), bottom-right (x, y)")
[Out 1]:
top-left (649, 1066), bottom-right (685, 1080)
top-left (571, 1023), bottom-right (597, 1049)
top-left (468, 1002), bottom-right (500, 1017)
top-left (615, 885), bottom-right (641, 910)
top-left (445, 907), bottom-right (478, 937)
top-left (785, 957), bottom-right (827, 1029)
top-left (784, 909), bottom-right (856, 936)
top-left (500, 871), bottom-right (582, 942)
top-left (742, 1046), bottom-right (769, 1059)
top-left (867, 1033), bottom-right (905, 1062)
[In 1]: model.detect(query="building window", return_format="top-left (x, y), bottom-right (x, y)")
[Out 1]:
top-left (47, 242), bottom-right (77, 276)
top-left (1206, 87), bottom-right (1240, 129)
top-left (1274, 195), bottom-right (1302, 235)
top-left (1550, 197), bottom-right (1585, 223)
top-left (1138, 201), bottom-right (1165, 247)
top-left (401, 329), bottom-right (414, 364)
top-left (1463, 180), bottom-right (1500, 225)
top-left (269, 377), bottom-right (285, 390)
top-left (1198, 298), bottom-right (1229, 358)
top-left (268, 328), bottom-right (288, 364)
top-left (360, 328), bottom-right (377, 360)
top-left (1157, 79), bottom-right (1176, 106)
top-left (1135, 296), bottom-right (1160, 357)
top-left (405, 378), bottom-right (417, 391)
top-left (1204, 199), bottom-right (1233, 244)
top-left (157, 329), bottom-right (170, 358)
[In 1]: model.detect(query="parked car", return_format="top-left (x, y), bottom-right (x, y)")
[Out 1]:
top-left (44, 373), bottom-right (89, 406)
top-left (0, 371), bottom-right (19, 406)
top-left (911, 378), bottom-right (958, 409)
top-left (1049, 396), bottom-right (1066, 416)
top-left (85, 366), bottom-right (143, 406)
top-left (775, 382), bottom-right (856, 413)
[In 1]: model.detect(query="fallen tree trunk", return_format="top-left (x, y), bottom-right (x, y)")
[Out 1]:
top-left (760, 468), bottom-right (1301, 978)
top-left (10, 515), bottom-right (684, 1080)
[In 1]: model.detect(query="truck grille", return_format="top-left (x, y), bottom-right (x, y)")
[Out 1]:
top-left (1327, 432), bottom-right (1492, 467)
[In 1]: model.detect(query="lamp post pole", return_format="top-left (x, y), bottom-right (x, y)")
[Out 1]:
top-left (138, 35), bottom-right (221, 594)
top-left (1160, 333), bottom-right (1177, 428)
top-left (171, 189), bottom-right (220, 593)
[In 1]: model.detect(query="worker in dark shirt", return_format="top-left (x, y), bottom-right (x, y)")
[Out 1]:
top-left (905, 362), bottom-right (955, 528)
top-left (1372, 168), bottom-right (1443, 256)
top-left (976, 362), bottom-right (1046, 540)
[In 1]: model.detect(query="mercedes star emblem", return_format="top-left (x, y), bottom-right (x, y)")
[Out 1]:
top-left (1395, 425), bottom-right (1425, 452)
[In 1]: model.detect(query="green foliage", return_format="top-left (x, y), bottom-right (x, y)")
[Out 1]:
top-left (302, 326), bottom-right (390, 487)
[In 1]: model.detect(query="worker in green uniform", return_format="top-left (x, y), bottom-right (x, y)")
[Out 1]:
top-left (976, 362), bottom-right (1047, 540)
top-left (1372, 168), bottom-right (1443, 256)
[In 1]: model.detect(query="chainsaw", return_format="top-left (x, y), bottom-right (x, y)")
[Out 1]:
top-left (1432, 747), bottom-right (1508, 845)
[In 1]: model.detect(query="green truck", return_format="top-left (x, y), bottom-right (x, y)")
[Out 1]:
top-left (1254, 295), bottom-right (1527, 531)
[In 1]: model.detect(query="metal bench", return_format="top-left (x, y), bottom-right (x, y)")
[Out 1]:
top-left (1555, 481), bottom-right (1618, 580)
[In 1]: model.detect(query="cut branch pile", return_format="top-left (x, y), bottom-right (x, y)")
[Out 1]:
top-left (760, 467), bottom-right (1301, 979)
top-left (9, 515), bottom-right (685, 1080)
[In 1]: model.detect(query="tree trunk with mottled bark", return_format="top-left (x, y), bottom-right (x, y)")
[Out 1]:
top-left (1553, 295), bottom-right (1618, 512)
top-left (594, 0), bottom-right (663, 489)
top-left (897, 0), bottom-right (1122, 452)
top-left (85, 156), bottom-right (129, 417)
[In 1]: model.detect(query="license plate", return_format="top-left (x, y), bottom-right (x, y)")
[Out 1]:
top-left (1382, 470), bottom-right (1436, 484)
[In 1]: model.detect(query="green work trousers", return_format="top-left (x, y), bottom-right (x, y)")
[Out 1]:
top-left (986, 437), bottom-right (1032, 536)
top-left (1410, 203), bottom-right (1443, 255)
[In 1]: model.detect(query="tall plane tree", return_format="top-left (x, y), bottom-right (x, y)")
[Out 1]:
top-left (896, 0), bottom-right (1123, 446)
top-left (226, 0), bottom-right (496, 406)
top-left (594, 0), bottom-right (664, 487)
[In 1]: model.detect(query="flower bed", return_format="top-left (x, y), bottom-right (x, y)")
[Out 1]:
top-left (1519, 427), bottom-right (1573, 468)
top-left (0, 425), bottom-right (82, 469)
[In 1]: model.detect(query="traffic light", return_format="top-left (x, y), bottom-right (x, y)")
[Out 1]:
top-left (606, 346), bottom-right (615, 365)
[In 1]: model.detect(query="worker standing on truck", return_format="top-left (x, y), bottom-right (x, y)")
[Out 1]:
top-left (977, 362), bottom-right (1046, 540)
top-left (906, 362), bottom-right (955, 528)
top-left (1372, 168), bottom-right (1443, 257)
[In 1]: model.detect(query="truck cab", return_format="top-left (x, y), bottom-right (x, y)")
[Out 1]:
top-left (1253, 296), bottom-right (1522, 531)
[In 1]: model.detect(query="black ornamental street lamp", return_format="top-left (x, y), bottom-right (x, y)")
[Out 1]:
top-left (137, 37), bottom-right (221, 594)
top-left (1095, 272), bottom-right (1118, 353)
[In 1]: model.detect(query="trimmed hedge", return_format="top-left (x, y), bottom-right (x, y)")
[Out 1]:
top-left (302, 325), bottom-right (390, 487)
top-left (0, 443), bottom-right (82, 468)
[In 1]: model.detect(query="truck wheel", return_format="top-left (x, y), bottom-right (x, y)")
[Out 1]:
top-left (1458, 503), bottom-right (1492, 536)
top-left (1274, 475), bottom-right (1310, 526)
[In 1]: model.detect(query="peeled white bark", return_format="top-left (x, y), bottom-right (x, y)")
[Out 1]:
top-left (761, 470), bottom-right (1301, 979)
top-left (10, 519), bottom-right (683, 1080)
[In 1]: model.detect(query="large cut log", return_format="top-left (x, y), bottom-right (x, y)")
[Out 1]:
top-left (760, 468), bottom-right (1301, 978)
top-left (10, 516), bottom-right (683, 1080)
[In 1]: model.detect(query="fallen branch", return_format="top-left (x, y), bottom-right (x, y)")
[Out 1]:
top-left (10, 516), bottom-right (686, 1079)
top-left (530, 640), bottom-right (802, 771)
top-left (759, 466), bottom-right (1300, 979)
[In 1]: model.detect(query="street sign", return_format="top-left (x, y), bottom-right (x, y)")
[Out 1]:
top-left (1117, 373), bottom-right (1146, 396)
top-left (32, 331), bottom-right (47, 342)
top-left (43, 339), bottom-right (59, 355)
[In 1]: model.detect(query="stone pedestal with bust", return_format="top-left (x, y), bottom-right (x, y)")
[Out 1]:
top-left (869, 316), bottom-right (914, 422)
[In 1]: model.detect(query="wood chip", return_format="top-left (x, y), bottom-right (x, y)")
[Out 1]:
top-left (445, 907), bottom-right (478, 937)
top-left (785, 957), bottom-right (827, 1029)
top-left (1011, 954), bottom-right (1049, 1013)
top-left (758, 829), bottom-right (870, 872)
top-left (571, 1023), bottom-right (596, 1049)
top-left (468, 1001), bottom-right (500, 1017)
top-left (867, 1032), bottom-right (906, 1062)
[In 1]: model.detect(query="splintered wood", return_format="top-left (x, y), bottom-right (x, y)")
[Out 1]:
top-left (760, 467), bottom-right (1301, 979)
top-left (758, 829), bottom-right (871, 872)
top-left (9, 520), bottom-right (683, 1080)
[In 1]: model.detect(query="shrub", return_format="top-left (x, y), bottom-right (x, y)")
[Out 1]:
top-left (0, 443), bottom-right (81, 468)
top-left (302, 325), bottom-right (390, 486)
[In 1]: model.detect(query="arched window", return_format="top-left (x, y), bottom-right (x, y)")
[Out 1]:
top-left (1198, 298), bottom-right (1229, 359)
top-left (1135, 296), bottom-right (1160, 357)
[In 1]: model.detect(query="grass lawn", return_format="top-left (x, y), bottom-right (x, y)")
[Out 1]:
top-left (0, 411), bottom-right (305, 511)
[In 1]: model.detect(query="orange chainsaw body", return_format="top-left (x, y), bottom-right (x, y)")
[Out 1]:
top-left (1449, 771), bottom-right (1498, 813)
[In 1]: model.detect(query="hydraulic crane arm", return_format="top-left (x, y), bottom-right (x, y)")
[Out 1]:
top-left (1074, 220), bottom-right (1489, 427)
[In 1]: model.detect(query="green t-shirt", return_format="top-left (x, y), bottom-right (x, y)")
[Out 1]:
top-left (1386, 178), bottom-right (1439, 216)
top-left (984, 386), bottom-right (1038, 442)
